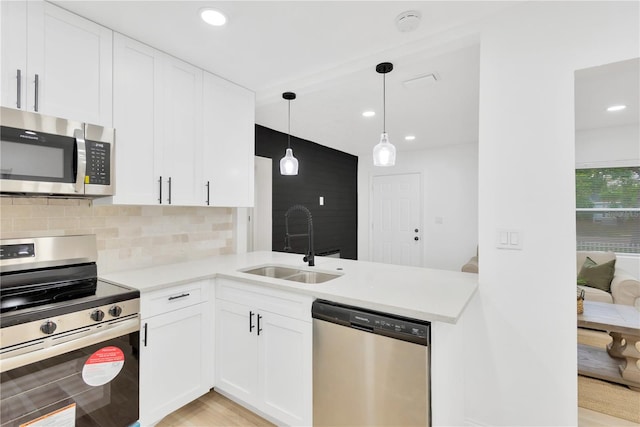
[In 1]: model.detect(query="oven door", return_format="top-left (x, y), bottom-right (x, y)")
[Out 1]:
top-left (0, 321), bottom-right (139, 427)
top-left (0, 107), bottom-right (86, 196)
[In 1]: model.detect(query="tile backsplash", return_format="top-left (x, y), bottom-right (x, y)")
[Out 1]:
top-left (0, 197), bottom-right (234, 274)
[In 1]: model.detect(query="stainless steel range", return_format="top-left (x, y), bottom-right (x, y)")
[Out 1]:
top-left (0, 235), bottom-right (140, 427)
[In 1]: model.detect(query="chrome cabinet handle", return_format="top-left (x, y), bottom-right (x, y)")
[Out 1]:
top-left (158, 176), bottom-right (162, 204)
top-left (249, 311), bottom-right (255, 333)
top-left (168, 293), bottom-right (189, 301)
top-left (16, 69), bottom-right (21, 109)
top-left (167, 177), bottom-right (172, 204)
top-left (206, 181), bottom-right (210, 206)
top-left (34, 74), bottom-right (39, 112)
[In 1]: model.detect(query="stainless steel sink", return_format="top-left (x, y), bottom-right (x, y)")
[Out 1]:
top-left (240, 265), bottom-right (341, 284)
top-left (242, 265), bottom-right (300, 279)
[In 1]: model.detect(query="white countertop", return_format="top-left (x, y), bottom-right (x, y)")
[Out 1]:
top-left (100, 251), bottom-right (478, 324)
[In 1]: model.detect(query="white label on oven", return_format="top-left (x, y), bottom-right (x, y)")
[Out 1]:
top-left (82, 346), bottom-right (125, 386)
top-left (20, 403), bottom-right (76, 427)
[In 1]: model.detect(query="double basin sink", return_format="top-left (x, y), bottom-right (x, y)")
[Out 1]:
top-left (240, 265), bottom-right (341, 284)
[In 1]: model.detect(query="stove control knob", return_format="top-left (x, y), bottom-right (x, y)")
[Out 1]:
top-left (40, 320), bottom-right (57, 335)
top-left (109, 305), bottom-right (123, 317)
top-left (91, 309), bottom-right (105, 322)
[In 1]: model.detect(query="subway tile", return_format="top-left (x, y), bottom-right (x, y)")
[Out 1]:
top-left (47, 198), bottom-right (80, 206)
top-left (49, 218), bottom-right (80, 230)
top-left (33, 205), bottom-right (66, 218)
top-left (12, 197), bottom-right (48, 206)
top-left (13, 218), bottom-right (49, 232)
top-left (0, 205), bottom-right (33, 218)
top-left (0, 197), bottom-right (13, 205)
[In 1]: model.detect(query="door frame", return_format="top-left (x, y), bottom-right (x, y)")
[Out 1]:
top-left (369, 171), bottom-right (424, 266)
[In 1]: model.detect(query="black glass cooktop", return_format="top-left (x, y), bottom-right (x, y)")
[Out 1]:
top-left (0, 263), bottom-right (139, 328)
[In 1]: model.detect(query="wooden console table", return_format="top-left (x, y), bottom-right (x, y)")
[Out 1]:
top-left (578, 301), bottom-right (640, 391)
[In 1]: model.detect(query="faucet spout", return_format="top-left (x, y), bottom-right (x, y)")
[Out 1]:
top-left (284, 204), bottom-right (315, 267)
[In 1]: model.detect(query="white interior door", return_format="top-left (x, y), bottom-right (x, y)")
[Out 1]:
top-left (372, 173), bottom-right (422, 266)
top-left (250, 156), bottom-right (273, 252)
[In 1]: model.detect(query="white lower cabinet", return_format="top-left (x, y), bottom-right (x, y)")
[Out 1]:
top-left (139, 280), bottom-right (213, 426)
top-left (215, 279), bottom-right (312, 426)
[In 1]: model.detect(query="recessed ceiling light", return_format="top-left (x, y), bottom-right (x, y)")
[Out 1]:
top-left (200, 8), bottom-right (227, 26)
top-left (362, 111), bottom-right (375, 118)
top-left (405, 135), bottom-right (416, 141)
top-left (606, 105), bottom-right (627, 112)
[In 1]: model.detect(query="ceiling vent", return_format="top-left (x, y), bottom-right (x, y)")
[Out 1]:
top-left (395, 10), bottom-right (422, 32)
top-left (402, 73), bottom-right (439, 90)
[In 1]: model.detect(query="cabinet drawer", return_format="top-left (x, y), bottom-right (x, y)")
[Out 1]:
top-left (216, 278), bottom-right (312, 322)
top-left (141, 280), bottom-right (210, 319)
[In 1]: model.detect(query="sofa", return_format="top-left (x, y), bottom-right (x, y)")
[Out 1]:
top-left (461, 255), bottom-right (478, 273)
top-left (576, 251), bottom-right (640, 308)
top-left (461, 250), bottom-right (640, 308)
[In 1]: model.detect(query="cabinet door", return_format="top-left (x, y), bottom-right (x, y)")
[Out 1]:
top-left (202, 72), bottom-right (255, 207)
top-left (111, 33), bottom-right (164, 205)
top-left (258, 311), bottom-right (312, 426)
top-left (215, 299), bottom-right (258, 404)
top-left (140, 304), bottom-right (208, 426)
top-left (26, 1), bottom-right (112, 126)
top-left (163, 57), bottom-right (203, 206)
top-left (0, 0), bottom-right (27, 110)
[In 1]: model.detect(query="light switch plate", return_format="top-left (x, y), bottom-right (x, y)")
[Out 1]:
top-left (496, 229), bottom-right (523, 250)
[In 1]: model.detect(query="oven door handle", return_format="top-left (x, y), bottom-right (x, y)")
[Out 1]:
top-left (0, 317), bottom-right (139, 373)
top-left (74, 128), bottom-right (87, 194)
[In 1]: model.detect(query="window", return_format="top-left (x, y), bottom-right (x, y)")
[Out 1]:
top-left (576, 166), bottom-right (640, 253)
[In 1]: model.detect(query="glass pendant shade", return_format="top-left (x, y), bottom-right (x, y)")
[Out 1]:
top-left (280, 148), bottom-right (299, 175)
top-left (373, 132), bottom-right (396, 167)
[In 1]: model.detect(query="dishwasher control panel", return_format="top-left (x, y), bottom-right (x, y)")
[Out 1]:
top-left (312, 299), bottom-right (430, 346)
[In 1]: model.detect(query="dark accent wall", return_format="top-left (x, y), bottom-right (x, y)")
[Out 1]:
top-left (255, 125), bottom-right (358, 260)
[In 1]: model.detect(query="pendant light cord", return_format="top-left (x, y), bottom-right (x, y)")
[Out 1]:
top-left (383, 73), bottom-right (386, 134)
top-left (287, 99), bottom-right (291, 149)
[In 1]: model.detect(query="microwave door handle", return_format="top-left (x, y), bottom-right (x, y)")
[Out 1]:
top-left (74, 129), bottom-right (87, 194)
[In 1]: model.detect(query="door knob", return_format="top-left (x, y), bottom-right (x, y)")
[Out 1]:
top-left (414, 237), bottom-right (419, 241)
top-left (414, 229), bottom-right (419, 233)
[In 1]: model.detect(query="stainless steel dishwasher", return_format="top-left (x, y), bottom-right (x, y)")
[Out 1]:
top-left (312, 300), bottom-right (431, 426)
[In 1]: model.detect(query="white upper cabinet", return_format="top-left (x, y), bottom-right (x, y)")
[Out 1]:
top-left (163, 57), bottom-right (203, 206)
top-left (111, 33), bottom-right (164, 205)
top-left (1, 0), bottom-right (112, 126)
top-left (203, 72), bottom-right (255, 207)
top-left (108, 33), bottom-right (254, 207)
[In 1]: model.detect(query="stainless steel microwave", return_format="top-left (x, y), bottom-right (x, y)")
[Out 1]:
top-left (0, 107), bottom-right (114, 197)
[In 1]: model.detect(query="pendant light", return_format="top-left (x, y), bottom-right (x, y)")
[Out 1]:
top-left (373, 62), bottom-right (396, 167)
top-left (280, 92), bottom-right (299, 175)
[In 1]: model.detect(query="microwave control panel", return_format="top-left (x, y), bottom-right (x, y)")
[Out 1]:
top-left (85, 140), bottom-right (111, 185)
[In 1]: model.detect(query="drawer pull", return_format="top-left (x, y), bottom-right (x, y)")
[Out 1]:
top-left (168, 293), bottom-right (190, 301)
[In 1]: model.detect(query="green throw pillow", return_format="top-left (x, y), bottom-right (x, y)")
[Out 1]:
top-left (577, 256), bottom-right (616, 293)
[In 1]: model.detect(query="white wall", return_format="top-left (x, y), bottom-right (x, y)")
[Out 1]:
top-left (576, 124), bottom-right (640, 167)
top-left (467, 2), bottom-right (639, 426)
top-left (357, 143), bottom-right (479, 271)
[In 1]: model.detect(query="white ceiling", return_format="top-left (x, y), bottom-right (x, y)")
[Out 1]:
top-left (53, 1), bottom-right (638, 156)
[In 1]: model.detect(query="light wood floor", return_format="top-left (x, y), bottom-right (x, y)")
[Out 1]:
top-left (156, 389), bottom-right (638, 427)
top-left (156, 391), bottom-right (274, 427)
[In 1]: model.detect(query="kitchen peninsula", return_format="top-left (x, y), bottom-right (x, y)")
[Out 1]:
top-left (101, 252), bottom-right (477, 426)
